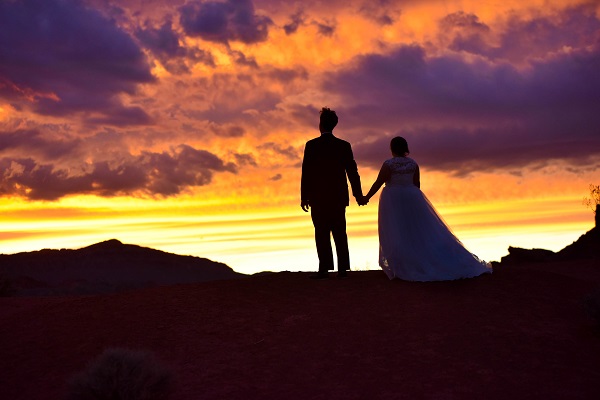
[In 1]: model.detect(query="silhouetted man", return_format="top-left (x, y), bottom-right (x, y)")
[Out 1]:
top-left (301, 107), bottom-right (365, 279)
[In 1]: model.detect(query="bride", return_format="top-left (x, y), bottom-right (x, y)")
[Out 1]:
top-left (363, 137), bottom-right (492, 281)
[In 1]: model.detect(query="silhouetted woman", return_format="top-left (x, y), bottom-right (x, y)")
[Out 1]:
top-left (364, 137), bottom-right (492, 281)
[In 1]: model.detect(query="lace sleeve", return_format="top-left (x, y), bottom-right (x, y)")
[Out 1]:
top-left (384, 157), bottom-right (418, 174)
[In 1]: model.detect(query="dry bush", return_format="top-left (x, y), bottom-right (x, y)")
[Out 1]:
top-left (67, 348), bottom-right (173, 400)
top-left (582, 184), bottom-right (600, 213)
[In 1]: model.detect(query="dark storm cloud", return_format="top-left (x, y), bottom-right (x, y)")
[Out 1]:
top-left (328, 21), bottom-right (600, 174)
top-left (0, 145), bottom-right (237, 200)
top-left (136, 20), bottom-right (185, 57)
top-left (179, 0), bottom-right (272, 44)
top-left (0, 0), bottom-right (155, 125)
top-left (135, 20), bottom-right (215, 73)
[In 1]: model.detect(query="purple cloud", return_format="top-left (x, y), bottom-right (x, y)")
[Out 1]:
top-left (179, 0), bottom-right (272, 44)
top-left (284, 10), bottom-right (305, 35)
top-left (233, 153), bottom-right (257, 167)
top-left (0, 129), bottom-right (81, 161)
top-left (210, 124), bottom-right (246, 137)
top-left (313, 20), bottom-right (336, 37)
top-left (229, 50), bottom-right (259, 68)
top-left (0, 0), bottom-right (155, 125)
top-left (135, 20), bottom-right (215, 73)
top-left (258, 142), bottom-right (300, 161)
top-left (358, 0), bottom-right (399, 26)
top-left (443, 4), bottom-right (600, 63)
top-left (0, 145), bottom-right (237, 200)
top-left (283, 10), bottom-right (336, 37)
top-left (326, 12), bottom-right (600, 175)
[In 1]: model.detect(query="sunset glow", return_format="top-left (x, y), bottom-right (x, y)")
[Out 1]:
top-left (1, 0), bottom-right (598, 274)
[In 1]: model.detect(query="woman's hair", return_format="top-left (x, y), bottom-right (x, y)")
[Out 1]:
top-left (390, 136), bottom-right (409, 156)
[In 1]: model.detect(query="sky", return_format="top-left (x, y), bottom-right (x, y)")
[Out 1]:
top-left (1, 0), bottom-right (599, 274)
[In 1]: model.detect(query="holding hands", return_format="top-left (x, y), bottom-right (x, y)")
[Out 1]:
top-left (301, 200), bottom-right (310, 212)
top-left (357, 195), bottom-right (369, 206)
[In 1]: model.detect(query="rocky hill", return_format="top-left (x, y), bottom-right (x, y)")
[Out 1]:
top-left (0, 239), bottom-right (244, 296)
top-left (499, 227), bottom-right (599, 265)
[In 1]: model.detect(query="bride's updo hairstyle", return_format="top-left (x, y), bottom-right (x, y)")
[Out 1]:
top-left (390, 136), bottom-right (409, 156)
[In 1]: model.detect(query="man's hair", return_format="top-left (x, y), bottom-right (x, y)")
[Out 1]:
top-left (319, 107), bottom-right (338, 131)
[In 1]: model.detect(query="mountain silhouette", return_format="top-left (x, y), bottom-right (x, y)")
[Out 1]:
top-left (0, 239), bottom-right (244, 296)
top-left (499, 227), bottom-right (599, 265)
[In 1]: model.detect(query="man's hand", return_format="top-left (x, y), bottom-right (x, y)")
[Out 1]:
top-left (357, 196), bottom-right (369, 206)
top-left (301, 200), bottom-right (310, 212)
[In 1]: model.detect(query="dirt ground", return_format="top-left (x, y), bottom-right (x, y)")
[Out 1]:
top-left (1, 261), bottom-right (600, 399)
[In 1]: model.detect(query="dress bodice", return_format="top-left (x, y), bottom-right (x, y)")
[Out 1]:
top-left (384, 157), bottom-right (418, 186)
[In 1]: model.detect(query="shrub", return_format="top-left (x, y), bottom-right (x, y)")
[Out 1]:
top-left (67, 348), bottom-right (173, 400)
top-left (582, 184), bottom-right (600, 213)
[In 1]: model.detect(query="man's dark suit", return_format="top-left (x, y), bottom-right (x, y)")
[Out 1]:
top-left (301, 133), bottom-right (363, 272)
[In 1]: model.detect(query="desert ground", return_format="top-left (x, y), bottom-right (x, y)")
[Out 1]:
top-left (1, 259), bottom-right (600, 400)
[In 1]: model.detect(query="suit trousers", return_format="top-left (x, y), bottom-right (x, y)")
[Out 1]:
top-left (310, 205), bottom-right (350, 272)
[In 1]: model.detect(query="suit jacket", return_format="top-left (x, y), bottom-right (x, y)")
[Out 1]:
top-left (301, 133), bottom-right (362, 208)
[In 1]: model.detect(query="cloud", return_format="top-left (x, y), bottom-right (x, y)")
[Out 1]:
top-left (135, 20), bottom-right (215, 73)
top-left (327, 22), bottom-right (600, 174)
top-left (442, 4), bottom-right (600, 64)
top-left (258, 142), bottom-right (300, 161)
top-left (312, 19), bottom-right (336, 37)
top-left (179, 0), bottom-right (272, 44)
top-left (180, 70), bottom-right (299, 123)
top-left (0, 145), bottom-right (237, 200)
top-left (136, 20), bottom-right (185, 58)
top-left (440, 11), bottom-right (490, 32)
top-left (233, 153), bottom-right (257, 167)
top-left (0, 129), bottom-right (82, 161)
top-left (210, 123), bottom-right (246, 137)
top-left (282, 9), bottom-right (335, 37)
top-left (0, 0), bottom-right (155, 125)
top-left (229, 50), bottom-right (259, 68)
top-left (352, 125), bottom-right (600, 177)
top-left (284, 10), bottom-right (305, 35)
top-left (358, 0), bottom-right (399, 26)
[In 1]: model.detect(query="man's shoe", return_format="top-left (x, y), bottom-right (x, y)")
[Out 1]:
top-left (336, 272), bottom-right (349, 279)
top-left (309, 273), bottom-right (329, 280)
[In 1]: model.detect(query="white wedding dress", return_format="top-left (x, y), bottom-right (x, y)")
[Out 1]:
top-left (378, 157), bottom-right (492, 281)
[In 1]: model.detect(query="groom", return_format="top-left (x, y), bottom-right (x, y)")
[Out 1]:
top-left (301, 107), bottom-right (366, 279)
